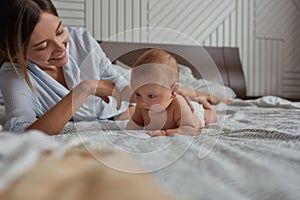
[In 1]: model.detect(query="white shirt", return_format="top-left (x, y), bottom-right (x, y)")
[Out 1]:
top-left (0, 27), bottom-right (129, 133)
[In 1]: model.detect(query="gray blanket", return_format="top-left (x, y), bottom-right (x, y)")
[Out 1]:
top-left (0, 96), bottom-right (299, 199)
top-left (54, 96), bottom-right (300, 200)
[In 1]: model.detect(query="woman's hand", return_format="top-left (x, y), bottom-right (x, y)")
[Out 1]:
top-left (191, 96), bottom-right (212, 110)
top-left (176, 90), bottom-right (195, 111)
top-left (177, 88), bottom-right (213, 111)
top-left (91, 79), bottom-right (122, 109)
top-left (206, 95), bottom-right (232, 104)
top-left (178, 86), bottom-right (232, 108)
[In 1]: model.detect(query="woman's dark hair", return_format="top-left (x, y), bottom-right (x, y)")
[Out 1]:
top-left (0, 0), bottom-right (58, 89)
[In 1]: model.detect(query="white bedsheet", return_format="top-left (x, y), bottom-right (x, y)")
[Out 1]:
top-left (0, 96), bottom-right (299, 200)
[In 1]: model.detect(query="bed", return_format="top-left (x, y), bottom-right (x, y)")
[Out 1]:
top-left (0, 42), bottom-right (300, 200)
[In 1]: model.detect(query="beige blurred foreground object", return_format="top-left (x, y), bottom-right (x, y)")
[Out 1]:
top-left (0, 148), bottom-right (176, 200)
top-left (0, 125), bottom-right (2, 132)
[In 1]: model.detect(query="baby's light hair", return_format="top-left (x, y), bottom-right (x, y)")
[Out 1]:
top-left (134, 48), bottom-right (179, 73)
top-left (131, 49), bottom-right (179, 90)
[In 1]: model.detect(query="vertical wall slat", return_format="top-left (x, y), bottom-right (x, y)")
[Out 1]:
top-left (101, 0), bottom-right (109, 40)
top-left (266, 40), bottom-right (272, 95)
top-left (224, 18), bottom-right (230, 47)
top-left (132, 0), bottom-right (140, 42)
top-left (109, 0), bottom-right (117, 40)
top-left (276, 42), bottom-right (282, 96)
top-left (252, 39), bottom-right (262, 96)
top-left (124, 1), bottom-right (132, 41)
top-left (117, 0), bottom-right (125, 41)
top-left (93, 0), bottom-right (101, 40)
top-left (85, 0), bottom-right (93, 34)
top-left (248, 0), bottom-right (255, 95)
top-left (230, 11), bottom-right (236, 47)
top-left (140, 0), bottom-right (148, 42)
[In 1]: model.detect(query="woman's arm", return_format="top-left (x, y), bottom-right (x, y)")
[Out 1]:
top-left (179, 86), bottom-right (232, 105)
top-left (27, 79), bottom-right (119, 135)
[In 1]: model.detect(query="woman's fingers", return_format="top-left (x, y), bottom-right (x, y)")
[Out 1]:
top-left (95, 80), bottom-right (114, 96)
top-left (100, 96), bottom-right (110, 104)
top-left (193, 96), bottom-right (212, 110)
top-left (95, 80), bottom-right (122, 109)
top-left (112, 86), bottom-right (122, 110)
top-left (207, 95), bottom-right (232, 104)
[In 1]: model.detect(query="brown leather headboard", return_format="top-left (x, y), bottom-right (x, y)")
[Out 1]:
top-left (99, 41), bottom-right (246, 99)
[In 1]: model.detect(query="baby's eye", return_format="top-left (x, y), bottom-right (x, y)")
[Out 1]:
top-left (135, 93), bottom-right (141, 97)
top-left (148, 94), bottom-right (156, 99)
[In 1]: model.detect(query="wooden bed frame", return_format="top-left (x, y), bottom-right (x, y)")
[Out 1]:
top-left (99, 41), bottom-right (246, 99)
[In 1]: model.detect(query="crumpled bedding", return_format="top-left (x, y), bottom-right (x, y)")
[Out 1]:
top-left (0, 96), bottom-right (299, 200)
top-left (55, 96), bottom-right (300, 200)
top-left (0, 138), bottom-right (174, 200)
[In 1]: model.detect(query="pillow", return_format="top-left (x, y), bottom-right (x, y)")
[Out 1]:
top-left (178, 64), bottom-right (236, 99)
top-left (115, 60), bottom-right (132, 70)
top-left (114, 60), bottom-right (236, 99)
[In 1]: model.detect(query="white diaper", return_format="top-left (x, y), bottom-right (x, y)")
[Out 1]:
top-left (191, 101), bottom-right (205, 127)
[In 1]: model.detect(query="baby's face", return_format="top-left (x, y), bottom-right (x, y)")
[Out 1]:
top-left (134, 83), bottom-right (173, 112)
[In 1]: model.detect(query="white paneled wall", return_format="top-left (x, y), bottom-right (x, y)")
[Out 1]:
top-left (54, 0), bottom-right (300, 98)
top-left (85, 0), bottom-right (148, 42)
top-left (52, 0), bottom-right (85, 26)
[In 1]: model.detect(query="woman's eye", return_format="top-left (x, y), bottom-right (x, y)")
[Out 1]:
top-left (148, 95), bottom-right (156, 99)
top-left (57, 29), bottom-right (64, 36)
top-left (37, 44), bottom-right (48, 51)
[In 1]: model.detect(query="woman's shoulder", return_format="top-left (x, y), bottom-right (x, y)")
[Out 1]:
top-left (0, 62), bottom-right (21, 76)
top-left (0, 62), bottom-right (29, 95)
top-left (66, 27), bottom-right (95, 44)
top-left (66, 26), bottom-right (91, 38)
top-left (66, 27), bottom-right (98, 54)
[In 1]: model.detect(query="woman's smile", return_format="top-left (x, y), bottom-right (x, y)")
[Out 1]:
top-left (49, 51), bottom-right (66, 62)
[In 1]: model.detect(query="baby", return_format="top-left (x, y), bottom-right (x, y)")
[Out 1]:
top-left (126, 48), bottom-right (205, 137)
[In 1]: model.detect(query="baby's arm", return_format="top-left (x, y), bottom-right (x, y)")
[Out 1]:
top-left (126, 105), bottom-right (144, 130)
top-left (148, 128), bottom-right (180, 137)
top-left (149, 96), bottom-right (200, 137)
top-left (174, 96), bottom-right (201, 135)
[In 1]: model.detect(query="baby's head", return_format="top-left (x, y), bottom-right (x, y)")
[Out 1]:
top-left (130, 49), bottom-right (180, 112)
top-left (134, 48), bottom-right (179, 72)
top-left (131, 48), bottom-right (179, 91)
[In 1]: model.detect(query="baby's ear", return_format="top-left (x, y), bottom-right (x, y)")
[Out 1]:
top-left (171, 83), bottom-right (180, 94)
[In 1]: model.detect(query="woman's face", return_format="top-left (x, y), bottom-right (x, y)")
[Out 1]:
top-left (27, 12), bottom-right (69, 68)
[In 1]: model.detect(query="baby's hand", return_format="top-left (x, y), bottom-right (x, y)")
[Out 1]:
top-left (147, 130), bottom-right (166, 137)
